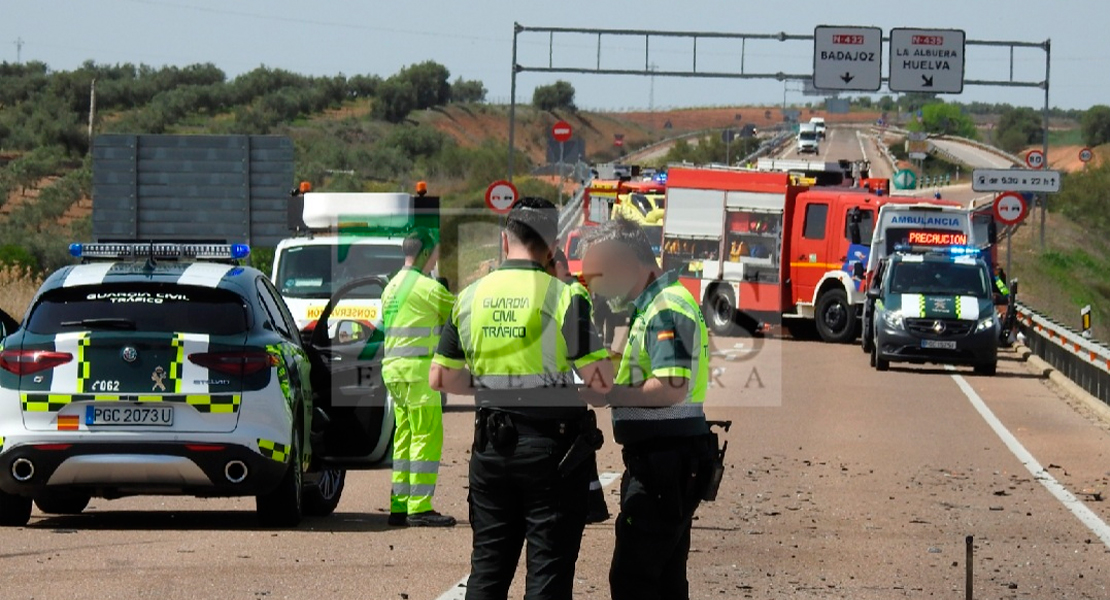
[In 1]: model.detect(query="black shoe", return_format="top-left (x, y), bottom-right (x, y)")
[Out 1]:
top-left (388, 513), bottom-right (408, 527)
top-left (407, 510), bottom-right (457, 527)
top-left (586, 494), bottom-right (610, 524)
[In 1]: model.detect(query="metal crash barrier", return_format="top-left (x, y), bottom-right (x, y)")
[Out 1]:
top-left (1017, 303), bottom-right (1110, 405)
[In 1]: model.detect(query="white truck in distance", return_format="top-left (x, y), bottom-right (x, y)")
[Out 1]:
top-left (797, 123), bottom-right (819, 154)
top-left (809, 117), bottom-right (827, 139)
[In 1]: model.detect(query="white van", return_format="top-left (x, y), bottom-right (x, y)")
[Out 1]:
top-left (809, 117), bottom-right (827, 139)
top-left (797, 123), bottom-right (819, 154)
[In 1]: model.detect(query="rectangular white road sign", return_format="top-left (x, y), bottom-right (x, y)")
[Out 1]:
top-left (889, 28), bottom-right (966, 93)
top-left (813, 26), bottom-right (882, 91)
top-left (972, 168), bottom-right (1061, 193)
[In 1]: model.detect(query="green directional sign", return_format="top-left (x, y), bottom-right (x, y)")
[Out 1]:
top-left (894, 168), bottom-right (917, 190)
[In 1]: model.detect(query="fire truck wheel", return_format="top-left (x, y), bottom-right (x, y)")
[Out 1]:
top-left (815, 289), bottom-right (858, 344)
top-left (704, 286), bottom-right (740, 337)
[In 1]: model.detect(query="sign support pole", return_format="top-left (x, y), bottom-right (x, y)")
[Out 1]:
top-left (1006, 228), bottom-right (1012, 276)
top-left (1040, 39), bottom-right (1051, 251)
top-left (558, 140), bottom-right (565, 210)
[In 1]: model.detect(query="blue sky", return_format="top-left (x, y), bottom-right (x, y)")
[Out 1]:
top-left (5, 0), bottom-right (1105, 111)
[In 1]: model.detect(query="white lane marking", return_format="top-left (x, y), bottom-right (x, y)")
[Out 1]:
top-left (819, 128), bottom-right (832, 159)
top-left (855, 130), bottom-right (870, 162)
top-left (949, 368), bottom-right (1110, 549)
top-left (434, 471), bottom-right (623, 600)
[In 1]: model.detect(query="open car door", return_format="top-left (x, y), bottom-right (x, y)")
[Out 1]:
top-left (0, 308), bottom-right (17, 341)
top-left (306, 276), bottom-right (392, 468)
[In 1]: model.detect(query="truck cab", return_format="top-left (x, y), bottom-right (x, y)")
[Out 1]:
top-left (274, 190), bottom-right (439, 333)
top-left (809, 117), bottom-right (827, 139)
top-left (797, 123), bottom-right (820, 154)
top-left (869, 247), bottom-right (1001, 375)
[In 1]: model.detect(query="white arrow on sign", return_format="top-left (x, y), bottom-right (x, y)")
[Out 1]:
top-left (972, 168), bottom-right (1061, 193)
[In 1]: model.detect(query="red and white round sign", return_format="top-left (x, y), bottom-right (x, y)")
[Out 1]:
top-left (485, 180), bottom-right (518, 215)
top-left (552, 120), bottom-right (573, 143)
top-left (1025, 149), bottom-right (1045, 169)
top-left (993, 191), bottom-right (1027, 226)
top-left (1079, 147), bottom-right (1094, 163)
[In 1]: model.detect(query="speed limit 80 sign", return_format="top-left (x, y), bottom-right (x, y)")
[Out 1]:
top-left (1025, 149), bottom-right (1045, 169)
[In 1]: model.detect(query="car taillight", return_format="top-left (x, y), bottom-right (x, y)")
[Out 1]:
top-left (0, 350), bottom-right (74, 375)
top-left (188, 351), bottom-right (277, 376)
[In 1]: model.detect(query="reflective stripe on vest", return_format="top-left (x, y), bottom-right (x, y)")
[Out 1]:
top-left (613, 282), bottom-right (709, 430)
top-left (382, 269), bottom-right (447, 380)
top-left (455, 268), bottom-right (575, 391)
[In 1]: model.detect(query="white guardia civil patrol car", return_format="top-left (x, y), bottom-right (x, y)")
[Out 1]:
top-left (0, 242), bottom-right (391, 527)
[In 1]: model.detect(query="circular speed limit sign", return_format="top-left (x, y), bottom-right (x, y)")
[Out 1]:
top-left (1079, 147), bottom-right (1094, 163)
top-left (1025, 149), bottom-right (1045, 169)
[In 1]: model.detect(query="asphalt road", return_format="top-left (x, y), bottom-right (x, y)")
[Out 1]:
top-left (775, 125), bottom-right (896, 181)
top-left (4, 333), bottom-right (1110, 599)
top-left (931, 139), bottom-right (1017, 169)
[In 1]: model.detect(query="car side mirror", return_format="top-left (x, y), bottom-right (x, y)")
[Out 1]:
top-left (866, 289), bottom-right (881, 300)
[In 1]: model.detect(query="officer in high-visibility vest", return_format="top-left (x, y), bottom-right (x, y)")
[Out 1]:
top-left (579, 217), bottom-right (716, 600)
top-left (430, 197), bottom-right (614, 600)
top-left (549, 247), bottom-right (610, 524)
top-left (382, 228), bottom-right (457, 527)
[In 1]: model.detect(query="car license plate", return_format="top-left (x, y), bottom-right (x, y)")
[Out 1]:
top-left (921, 339), bottom-right (958, 350)
top-left (85, 405), bottom-right (174, 426)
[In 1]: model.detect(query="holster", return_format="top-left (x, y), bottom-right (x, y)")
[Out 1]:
top-left (698, 421), bottom-right (732, 502)
top-left (557, 410), bottom-right (603, 477)
top-left (486, 410), bottom-right (518, 452)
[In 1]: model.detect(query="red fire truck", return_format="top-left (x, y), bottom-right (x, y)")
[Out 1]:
top-left (661, 167), bottom-right (896, 342)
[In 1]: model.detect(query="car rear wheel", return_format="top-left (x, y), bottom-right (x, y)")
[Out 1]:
top-left (256, 424), bottom-right (304, 527)
top-left (34, 492), bottom-right (90, 515)
top-left (303, 468), bottom-right (346, 517)
top-left (0, 489), bottom-right (32, 526)
top-left (974, 362), bottom-right (997, 376)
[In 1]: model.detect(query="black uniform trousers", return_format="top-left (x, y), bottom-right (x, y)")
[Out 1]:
top-left (466, 419), bottom-right (590, 600)
top-left (610, 436), bottom-right (710, 600)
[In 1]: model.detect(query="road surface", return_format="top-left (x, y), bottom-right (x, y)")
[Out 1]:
top-left (3, 334), bottom-right (1109, 599)
top-left (774, 125), bottom-right (895, 181)
top-left (931, 139), bottom-right (1018, 169)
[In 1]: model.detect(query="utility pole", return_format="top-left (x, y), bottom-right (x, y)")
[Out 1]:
top-left (648, 63), bottom-right (658, 128)
top-left (88, 78), bottom-right (96, 141)
top-left (14, 38), bottom-right (24, 64)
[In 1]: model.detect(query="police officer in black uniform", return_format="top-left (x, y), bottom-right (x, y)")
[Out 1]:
top-left (429, 197), bottom-right (614, 600)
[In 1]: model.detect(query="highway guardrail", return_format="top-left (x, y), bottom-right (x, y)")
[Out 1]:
top-left (557, 175), bottom-right (591, 241)
top-left (1017, 302), bottom-right (1110, 405)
